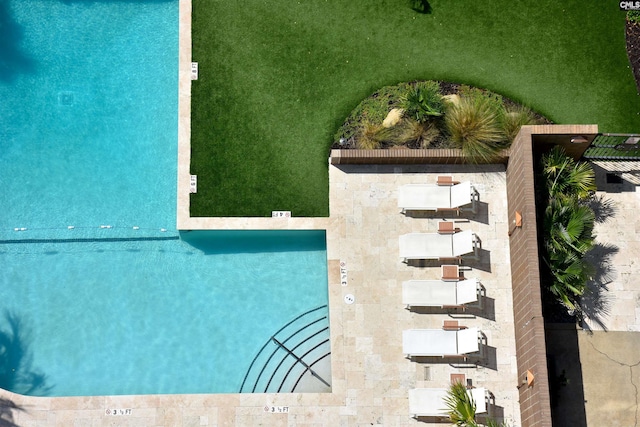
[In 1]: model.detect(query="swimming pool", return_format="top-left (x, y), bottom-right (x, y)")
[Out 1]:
top-left (0, 0), bottom-right (330, 396)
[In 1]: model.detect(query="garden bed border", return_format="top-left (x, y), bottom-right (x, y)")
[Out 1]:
top-left (330, 148), bottom-right (509, 165)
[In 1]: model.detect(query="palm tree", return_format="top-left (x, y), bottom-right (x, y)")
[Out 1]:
top-left (444, 382), bottom-right (479, 427)
top-left (540, 147), bottom-right (597, 312)
top-left (545, 250), bottom-right (594, 310)
top-left (542, 146), bottom-right (596, 200)
top-left (544, 197), bottom-right (595, 257)
top-left (444, 382), bottom-right (511, 427)
top-left (444, 93), bottom-right (506, 163)
top-left (0, 313), bottom-right (50, 396)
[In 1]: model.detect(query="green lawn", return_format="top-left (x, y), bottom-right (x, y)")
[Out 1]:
top-left (191, 0), bottom-right (640, 217)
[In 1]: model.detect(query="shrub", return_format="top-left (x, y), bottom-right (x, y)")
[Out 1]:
top-left (335, 80), bottom-right (547, 152)
top-left (458, 85), bottom-right (504, 112)
top-left (444, 91), bottom-right (506, 162)
top-left (501, 104), bottom-right (540, 142)
top-left (356, 121), bottom-right (383, 149)
top-left (414, 120), bottom-right (440, 148)
top-left (403, 119), bottom-right (439, 148)
top-left (375, 118), bottom-right (440, 148)
top-left (628, 11), bottom-right (640, 23)
top-left (334, 84), bottom-right (410, 144)
top-left (400, 81), bottom-right (444, 122)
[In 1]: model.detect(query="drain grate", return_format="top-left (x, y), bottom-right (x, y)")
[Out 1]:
top-left (423, 366), bottom-right (431, 380)
top-left (58, 91), bottom-right (75, 106)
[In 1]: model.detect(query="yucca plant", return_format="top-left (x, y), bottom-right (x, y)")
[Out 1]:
top-left (401, 81), bottom-right (444, 123)
top-left (445, 93), bottom-right (506, 162)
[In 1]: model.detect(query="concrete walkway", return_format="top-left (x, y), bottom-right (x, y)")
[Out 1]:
top-left (580, 331), bottom-right (640, 427)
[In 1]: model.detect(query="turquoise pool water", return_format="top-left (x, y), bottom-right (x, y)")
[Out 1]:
top-left (0, 0), bottom-right (329, 397)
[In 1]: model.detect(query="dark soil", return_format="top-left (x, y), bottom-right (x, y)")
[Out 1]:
top-left (626, 19), bottom-right (640, 93)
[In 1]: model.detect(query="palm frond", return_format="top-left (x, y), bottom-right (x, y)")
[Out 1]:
top-left (443, 382), bottom-right (478, 426)
top-left (542, 146), bottom-right (596, 199)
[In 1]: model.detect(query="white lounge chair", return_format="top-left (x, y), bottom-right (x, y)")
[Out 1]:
top-left (402, 278), bottom-right (481, 309)
top-left (402, 327), bottom-right (481, 358)
top-left (399, 230), bottom-right (479, 262)
top-left (398, 181), bottom-right (479, 213)
top-left (408, 387), bottom-right (488, 418)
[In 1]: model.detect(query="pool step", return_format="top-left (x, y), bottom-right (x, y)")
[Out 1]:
top-left (239, 305), bottom-right (331, 393)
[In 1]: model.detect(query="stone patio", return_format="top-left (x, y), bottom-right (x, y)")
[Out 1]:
top-left (1, 161), bottom-right (523, 426)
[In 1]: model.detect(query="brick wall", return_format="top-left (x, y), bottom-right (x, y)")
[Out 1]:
top-left (329, 148), bottom-right (509, 165)
top-left (506, 126), bottom-right (553, 427)
top-left (506, 125), bottom-right (597, 427)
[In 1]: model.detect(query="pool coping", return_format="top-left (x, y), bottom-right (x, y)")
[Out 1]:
top-left (176, 0), bottom-right (190, 230)
top-left (176, 0), bottom-right (326, 232)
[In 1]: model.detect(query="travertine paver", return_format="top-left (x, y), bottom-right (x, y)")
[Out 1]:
top-left (329, 163), bottom-right (520, 426)
top-left (584, 161), bottom-right (640, 332)
top-left (2, 161), bottom-right (521, 426)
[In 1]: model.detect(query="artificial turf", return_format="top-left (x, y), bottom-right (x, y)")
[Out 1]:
top-left (191, 0), bottom-right (640, 217)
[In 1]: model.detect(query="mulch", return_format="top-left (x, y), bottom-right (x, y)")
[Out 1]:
top-left (626, 19), bottom-right (640, 93)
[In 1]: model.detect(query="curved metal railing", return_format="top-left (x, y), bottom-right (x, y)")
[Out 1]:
top-left (239, 305), bottom-right (331, 393)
